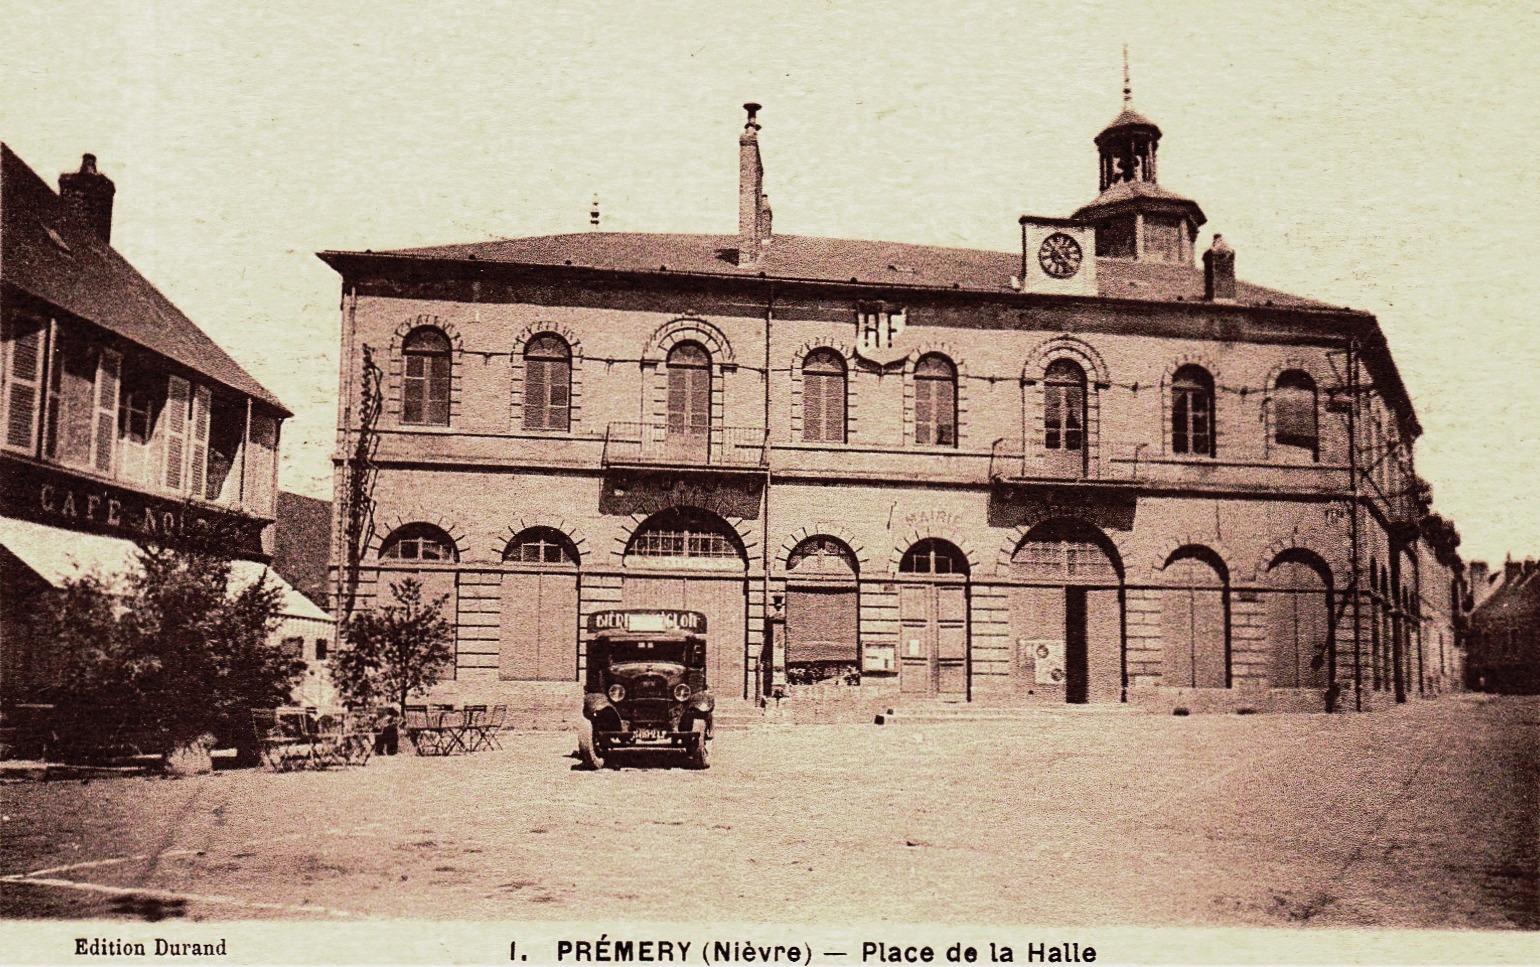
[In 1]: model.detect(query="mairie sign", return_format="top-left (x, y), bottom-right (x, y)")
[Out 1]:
top-left (587, 609), bottom-right (707, 634)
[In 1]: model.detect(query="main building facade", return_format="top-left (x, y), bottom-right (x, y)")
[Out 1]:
top-left (321, 95), bottom-right (1452, 716)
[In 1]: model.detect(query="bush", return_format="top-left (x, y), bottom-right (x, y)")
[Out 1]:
top-left (29, 522), bottom-right (302, 763)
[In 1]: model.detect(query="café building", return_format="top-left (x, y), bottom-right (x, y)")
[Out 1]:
top-left (0, 146), bottom-right (327, 705)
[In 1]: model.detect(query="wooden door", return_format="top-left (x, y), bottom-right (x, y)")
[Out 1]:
top-left (499, 572), bottom-right (578, 681)
top-left (1085, 588), bottom-right (1123, 703)
top-left (1010, 585), bottom-right (1065, 688)
top-left (621, 575), bottom-right (747, 698)
top-left (1161, 558), bottom-right (1228, 688)
top-left (898, 583), bottom-right (968, 698)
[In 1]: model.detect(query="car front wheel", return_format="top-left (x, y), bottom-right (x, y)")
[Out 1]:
top-left (578, 721), bottom-right (608, 771)
top-left (687, 717), bottom-right (710, 770)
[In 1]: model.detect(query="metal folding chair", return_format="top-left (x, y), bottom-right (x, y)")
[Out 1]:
top-left (461, 705), bottom-right (490, 751)
top-left (485, 704), bottom-right (507, 750)
top-left (404, 705), bottom-right (441, 755)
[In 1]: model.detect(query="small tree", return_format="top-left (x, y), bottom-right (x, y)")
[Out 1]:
top-left (28, 517), bottom-right (301, 763)
top-left (330, 578), bottom-right (455, 715)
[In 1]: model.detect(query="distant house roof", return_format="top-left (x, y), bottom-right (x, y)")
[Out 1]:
top-left (1472, 566), bottom-right (1540, 628)
top-left (322, 231), bottom-right (1339, 311)
top-left (0, 144), bottom-right (289, 416)
top-left (271, 491), bottom-right (332, 609)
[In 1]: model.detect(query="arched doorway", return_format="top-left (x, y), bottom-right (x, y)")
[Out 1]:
top-left (785, 537), bottom-right (860, 685)
top-left (897, 539), bottom-right (970, 700)
top-left (621, 508), bottom-right (748, 698)
top-left (1264, 551), bottom-right (1331, 690)
top-left (1160, 546), bottom-right (1230, 688)
top-left (499, 527), bottom-right (580, 681)
top-left (1009, 519), bottom-right (1123, 703)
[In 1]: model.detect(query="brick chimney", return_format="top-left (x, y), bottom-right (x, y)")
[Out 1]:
top-left (738, 103), bottom-right (771, 266)
top-left (1504, 558), bottom-right (1522, 584)
top-left (1203, 233), bottom-right (1235, 302)
top-left (59, 153), bottom-right (116, 244)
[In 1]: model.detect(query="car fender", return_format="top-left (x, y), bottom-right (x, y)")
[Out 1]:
top-left (687, 692), bottom-right (715, 716)
top-left (583, 693), bottom-right (613, 721)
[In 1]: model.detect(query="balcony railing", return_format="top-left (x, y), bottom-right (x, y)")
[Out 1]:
top-left (989, 438), bottom-right (1096, 482)
top-left (602, 422), bottom-right (768, 471)
top-left (990, 437), bottom-right (1351, 495)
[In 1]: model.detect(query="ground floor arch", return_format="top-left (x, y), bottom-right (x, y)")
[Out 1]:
top-left (1008, 518), bottom-right (1124, 704)
top-left (897, 539), bottom-right (970, 700)
top-left (620, 506), bottom-right (749, 698)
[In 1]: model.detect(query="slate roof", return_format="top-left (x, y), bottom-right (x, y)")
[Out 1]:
top-left (332, 231), bottom-right (1339, 311)
top-left (1071, 180), bottom-right (1208, 227)
top-left (0, 144), bottom-right (289, 415)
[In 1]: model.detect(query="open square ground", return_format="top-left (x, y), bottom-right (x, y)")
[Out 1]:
top-left (2, 695), bottom-right (1535, 929)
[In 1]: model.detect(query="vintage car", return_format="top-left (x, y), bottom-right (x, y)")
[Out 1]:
top-left (579, 609), bottom-right (714, 769)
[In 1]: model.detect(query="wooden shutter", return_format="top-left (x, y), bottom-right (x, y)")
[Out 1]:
top-left (524, 358), bottom-right (549, 430)
top-left (4, 322), bottom-right (45, 452)
top-left (91, 349), bottom-right (121, 474)
top-left (802, 372), bottom-right (825, 442)
top-left (786, 587), bottom-right (858, 663)
top-left (189, 385), bottom-right (211, 498)
top-left (547, 358), bottom-right (570, 431)
top-left (163, 375), bottom-right (190, 491)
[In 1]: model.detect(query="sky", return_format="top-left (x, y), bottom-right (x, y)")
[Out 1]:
top-left (2, 0), bottom-right (1538, 566)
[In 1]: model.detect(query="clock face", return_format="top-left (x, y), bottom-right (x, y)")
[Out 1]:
top-left (1038, 232), bottom-right (1083, 279)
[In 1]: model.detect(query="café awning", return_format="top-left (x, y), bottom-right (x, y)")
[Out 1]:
top-left (0, 515), bottom-right (330, 623)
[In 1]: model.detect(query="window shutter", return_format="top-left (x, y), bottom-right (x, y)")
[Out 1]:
top-left (803, 373), bottom-right (825, 442)
top-left (91, 349), bottom-right (121, 473)
top-left (914, 379), bottom-right (934, 445)
top-left (688, 367), bottom-right (709, 432)
top-left (937, 381), bottom-right (956, 446)
top-left (163, 375), bottom-right (190, 491)
top-left (547, 358), bottom-right (570, 431)
top-left (189, 385), bottom-right (211, 498)
top-left (524, 359), bottom-right (549, 430)
top-left (4, 323), bottom-right (45, 452)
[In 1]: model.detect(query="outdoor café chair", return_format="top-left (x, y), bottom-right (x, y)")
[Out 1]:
top-left (403, 705), bottom-right (443, 756)
top-left (252, 708), bottom-right (311, 771)
top-left (461, 704), bottom-right (490, 751)
top-left (485, 704), bottom-right (508, 750)
top-left (436, 707), bottom-right (470, 754)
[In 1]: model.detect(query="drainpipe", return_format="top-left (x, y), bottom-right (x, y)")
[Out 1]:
top-left (762, 285), bottom-right (778, 703)
top-left (1342, 336), bottom-right (1361, 712)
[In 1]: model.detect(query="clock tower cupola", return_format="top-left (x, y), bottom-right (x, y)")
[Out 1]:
top-left (1072, 49), bottom-right (1206, 263)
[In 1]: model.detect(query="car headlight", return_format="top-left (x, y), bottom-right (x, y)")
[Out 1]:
top-left (672, 683), bottom-right (692, 702)
top-left (607, 683), bottom-right (626, 702)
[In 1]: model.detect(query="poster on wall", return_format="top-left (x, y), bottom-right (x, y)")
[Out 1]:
top-left (1029, 638), bottom-right (1066, 685)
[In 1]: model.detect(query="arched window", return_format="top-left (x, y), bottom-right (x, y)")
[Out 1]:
top-left (914, 354), bottom-right (957, 447)
top-left (1010, 518), bottom-right (1120, 585)
top-left (1043, 358), bottom-right (1087, 453)
top-left (900, 538), bottom-right (969, 576)
top-left (787, 536), bottom-right (858, 579)
top-left (523, 334), bottom-right (571, 431)
top-left (402, 328), bottom-right (452, 426)
top-left (379, 523), bottom-right (457, 562)
top-left (1171, 365), bottom-right (1214, 456)
top-left (1273, 370), bottom-right (1318, 457)
top-left (801, 349), bottom-right (847, 443)
top-left (666, 342), bottom-right (711, 441)
top-left (502, 526), bottom-right (577, 565)
top-left (625, 507), bottom-right (745, 563)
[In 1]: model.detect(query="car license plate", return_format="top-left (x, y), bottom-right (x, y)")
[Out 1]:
top-left (634, 728), bottom-right (665, 741)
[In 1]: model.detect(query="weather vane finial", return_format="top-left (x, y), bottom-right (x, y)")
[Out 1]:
top-left (1123, 44), bottom-right (1132, 103)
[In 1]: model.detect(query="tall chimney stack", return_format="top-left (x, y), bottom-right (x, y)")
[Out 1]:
top-left (1203, 233), bottom-right (1236, 302)
top-left (59, 153), bottom-right (116, 244)
top-left (738, 103), bottom-right (769, 266)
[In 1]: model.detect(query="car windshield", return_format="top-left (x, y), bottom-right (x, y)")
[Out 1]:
top-left (604, 639), bottom-right (691, 664)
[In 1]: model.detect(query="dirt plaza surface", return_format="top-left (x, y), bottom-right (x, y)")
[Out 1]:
top-left (1, 695), bottom-right (1535, 929)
